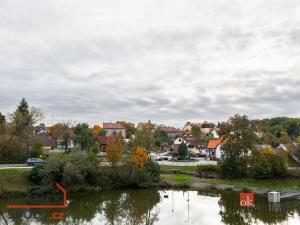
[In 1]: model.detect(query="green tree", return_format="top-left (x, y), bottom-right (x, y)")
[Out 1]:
top-left (133, 129), bottom-right (155, 157)
top-left (250, 147), bottom-right (287, 179)
top-left (31, 141), bottom-right (43, 158)
top-left (73, 123), bottom-right (95, 151)
top-left (98, 129), bottom-right (107, 136)
top-left (0, 98), bottom-right (43, 162)
top-left (0, 112), bottom-right (5, 125)
top-left (117, 121), bottom-right (136, 138)
top-left (153, 128), bottom-right (170, 150)
top-left (218, 114), bottom-right (257, 178)
top-left (60, 123), bottom-right (73, 153)
top-left (191, 125), bottom-right (203, 143)
top-left (178, 142), bottom-right (188, 160)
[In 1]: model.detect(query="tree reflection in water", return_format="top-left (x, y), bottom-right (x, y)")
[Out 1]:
top-left (217, 191), bottom-right (300, 225)
top-left (0, 189), bottom-right (160, 225)
top-left (1, 189), bottom-right (300, 225)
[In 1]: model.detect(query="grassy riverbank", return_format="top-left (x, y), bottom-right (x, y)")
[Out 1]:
top-left (160, 173), bottom-right (300, 192)
top-left (2, 167), bottom-right (300, 196)
top-left (159, 165), bottom-right (198, 172)
top-left (0, 169), bottom-right (31, 194)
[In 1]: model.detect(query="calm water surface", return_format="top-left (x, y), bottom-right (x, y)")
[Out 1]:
top-left (1, 189), bottom-right (300, 225)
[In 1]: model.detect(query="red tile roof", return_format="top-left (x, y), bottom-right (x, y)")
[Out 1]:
top-left (207, 139), bottom-right (222, 149)
top-left (97, 136), bottom-right (113, 145)
top-left (103, 123), bottom-right (125, 129)
top-left (161, 126), bottom-right (180, 133)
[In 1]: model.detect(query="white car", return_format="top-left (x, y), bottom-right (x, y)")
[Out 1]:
top-left (97, 152), bottom-right (106, 157)
top-left (157, 151), bottom-right (173, 161)
top-left (149, 153), bottom-right (158, 160)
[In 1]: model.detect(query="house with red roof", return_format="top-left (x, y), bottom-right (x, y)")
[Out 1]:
top-left (206, 139), bottom-right (222, 160)
top-left (103, 122), bottom-right (126, 138)
top-left (160, 125), bottom-right (184, 138)
top-left (96, 136), bottom-right (113, 152)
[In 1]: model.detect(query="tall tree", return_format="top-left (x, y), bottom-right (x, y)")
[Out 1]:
top-left (133, 129), bottom-right (155, 157)
top-left (153, 128), bottom-right (170, 150)
top-left (0, 99), bottom-right (42, 162)
top-left (106, 133), bottom-right (124, 167)
top-left (219, 114), bottom-right (257, 159)
top-left (0, 112), bottom-right (5, 125)
top-left (49, 123), bottom-right (73, 152)
top-left (218, 114), bottom-right (257, 178)
top-left (191, 125), bottom-right (203, 143)
top-left (117, 121), bottom-right (136, 138)
top-left (73, 123), bottom-right (95, 151)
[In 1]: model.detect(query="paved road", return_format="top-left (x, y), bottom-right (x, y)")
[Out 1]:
top-left (157, 159), bottom-right (217, 166)
top-left (0, 164), bottom-right (32, 169)
top-left (1, 162), bottom-right (299, 169)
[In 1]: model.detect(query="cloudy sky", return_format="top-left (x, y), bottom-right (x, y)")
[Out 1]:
top-left (0, 0), bottom-right (300, 127)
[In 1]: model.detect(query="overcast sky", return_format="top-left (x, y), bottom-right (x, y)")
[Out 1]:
top-left (0, 0), bottom-right (300, 127)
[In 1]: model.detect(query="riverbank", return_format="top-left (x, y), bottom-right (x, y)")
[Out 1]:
top-left (0, 168), bottom-right (31, 195)
top-left (160, 174), bottom-right (300, 195)
top-left (2, 168), bottom-right (300, 197)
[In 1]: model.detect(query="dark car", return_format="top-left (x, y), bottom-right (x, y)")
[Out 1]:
top-left (26, 158), bottom-right (45, 166)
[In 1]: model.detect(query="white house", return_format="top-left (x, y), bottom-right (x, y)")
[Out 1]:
top-left (206, 139), bottom-right (222, 160)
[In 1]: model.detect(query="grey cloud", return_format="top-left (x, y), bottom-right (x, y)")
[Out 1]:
top-left (1, 0), bottom-right (300, 126)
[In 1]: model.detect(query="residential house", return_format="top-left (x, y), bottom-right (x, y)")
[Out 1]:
top-left (96, 136), bottom-right (113, 152)
top-left (137, 121), bottom-right (156, 131)
top-left (32, 130), bottom-right (56, 150)
top-left (206, 139), bottom-right (222, 160)
top-left (103, 122), bottom-right (126, 138)
top-left (159, 125), bottom-right (184, 139)
top-left (172, 137), bottom-right (187, 154)
top-left (172, 136), bottom-right (206, 156)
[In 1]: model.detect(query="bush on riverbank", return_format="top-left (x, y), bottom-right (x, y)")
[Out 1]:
top-left (197, 165), bottom-right (219, 173)
top-left (218, 158), bottom-right (248, 178)
top-left (27, 151), bottom-right (160, 191)
top-left (250, 147), bottom-right (287, 179)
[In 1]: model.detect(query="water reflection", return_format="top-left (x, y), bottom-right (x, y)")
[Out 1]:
top-left (1, 189), bottom-right (300, 225)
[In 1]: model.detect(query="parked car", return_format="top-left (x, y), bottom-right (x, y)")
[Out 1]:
top-left (97, 152), bottom-right (107, 157)
top-left (157, 151), bottom-right (173, 161)
top-left (26, 158), bottom-right (45, 166)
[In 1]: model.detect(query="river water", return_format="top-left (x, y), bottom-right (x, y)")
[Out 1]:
top-left (1, 189), bottom-right (300, 225)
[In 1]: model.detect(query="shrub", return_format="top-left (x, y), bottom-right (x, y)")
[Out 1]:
top-left (178, 143), bottom-right (188, 159)
top-left (62, 150), bottom-right (99, 186)
top-left (41, 154), bottom-right (66, 186)
top-left (30, 142), bottom-right (43, 158)
top-left (96, 160), bottom-right (160, 188)
top-left (27, 164), bottom-right (45, 185)
top-left (197, 165), bottom-right (219, 173)
top-left (218, 158), bottom-right (248, 178)
top-left (143, 160), bottom-right (160, 185)
top-left (250, 147), bottom-right (287, 179)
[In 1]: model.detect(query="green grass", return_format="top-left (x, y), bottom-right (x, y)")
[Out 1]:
top-left (160, 174), bottom-right (194, 186)
top-left (159, 165), bottom-right (198, 172)
top-left (0, 169), bottom-right (31, 193)
top-left (203, 178), bottom-right (300, 191)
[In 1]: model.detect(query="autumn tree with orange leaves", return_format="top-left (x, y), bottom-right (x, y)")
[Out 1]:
top-left (106, 133), bottom-right (124, 167)
top-left (129, 147), bottom-right (148, 170)
top-left (91, 125), bottom-right (102, 136)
